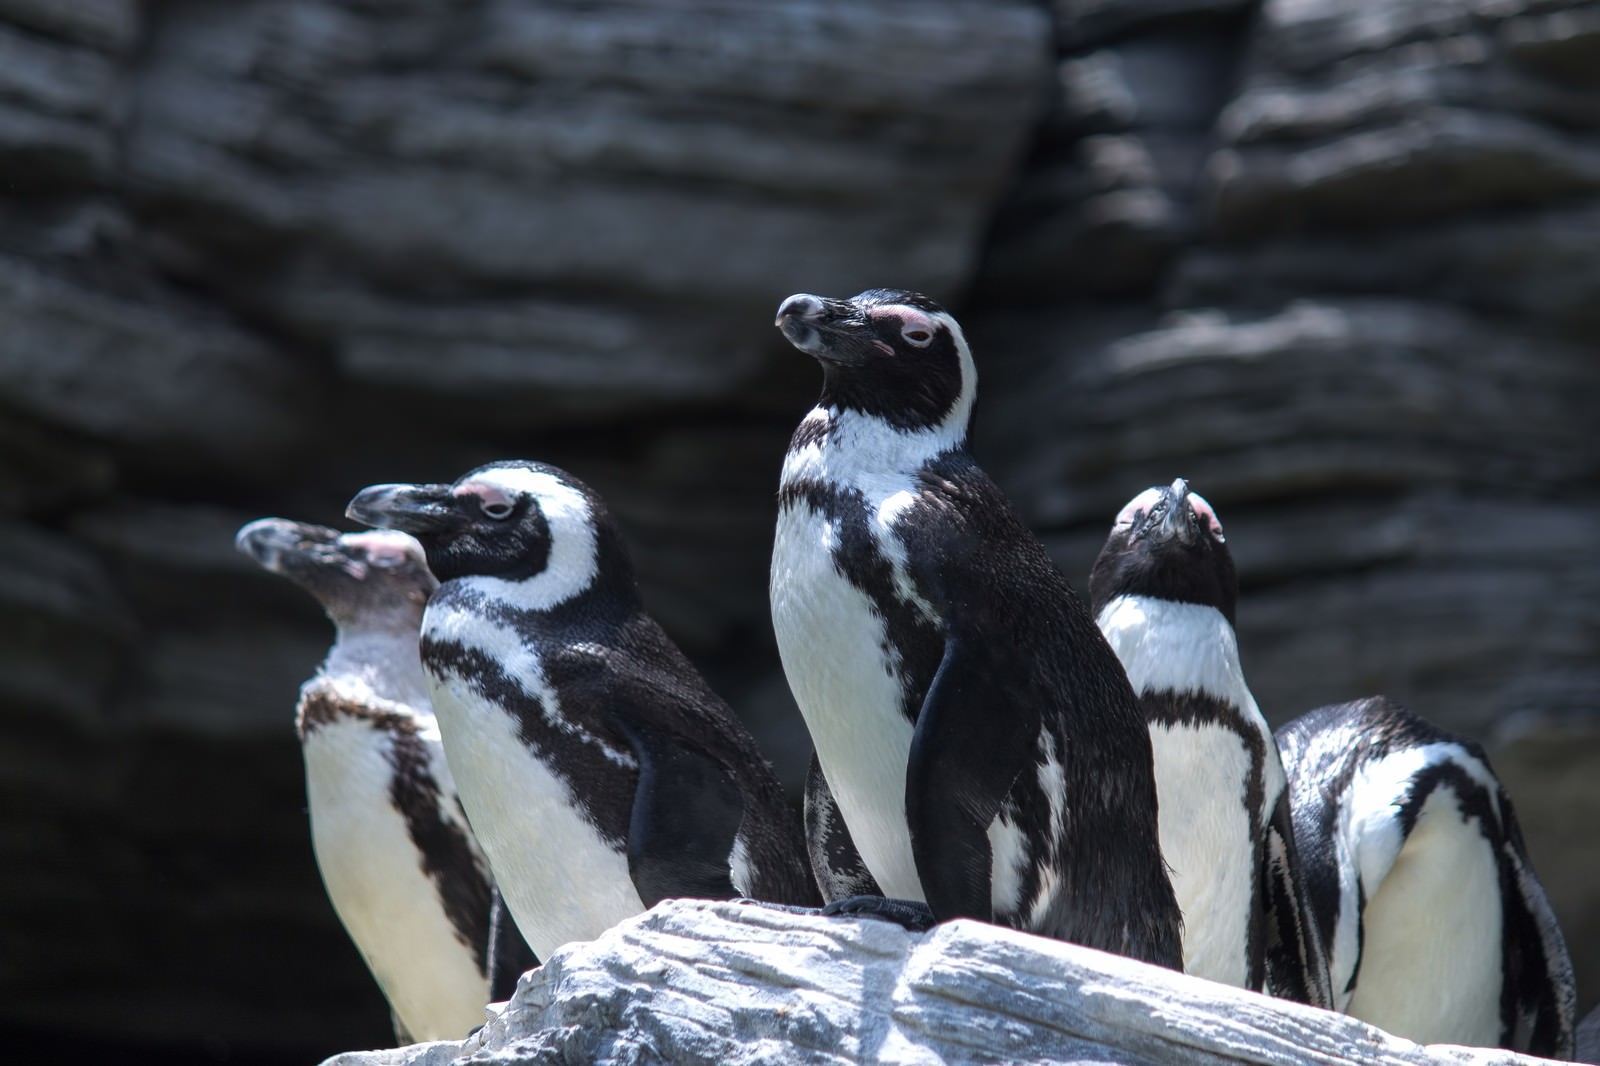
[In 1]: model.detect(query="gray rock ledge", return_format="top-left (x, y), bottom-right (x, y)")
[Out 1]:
top-left (319, 898), bottom-right (1562, 1066)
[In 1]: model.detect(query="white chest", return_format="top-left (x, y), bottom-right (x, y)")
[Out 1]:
top-left (771, 496), bottom-right (925, 902)
top-left (1146, 722), bottom-right (1258, 986)
top-left (423, 606), bottom-right (646, 961)
top-left (1097, 595), bottom-right (1286, 987)
top-left (1336, 746), bottom-right (1506, 1044)
top-left (301, 714), bottom-right (490, 1041)
top-left (1345, 782), bottom-right (1503, 1046)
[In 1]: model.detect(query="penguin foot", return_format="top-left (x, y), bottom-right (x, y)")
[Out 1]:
top-left (730, 897), bottom-right (822, 916)
top-left (728, 895), bottom-right (937, 932)
top-left (820, 895), bottom-right (938, 932)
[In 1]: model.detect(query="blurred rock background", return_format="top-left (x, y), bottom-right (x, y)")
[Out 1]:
top-left (0, 0), bottom-right (1595, 1061)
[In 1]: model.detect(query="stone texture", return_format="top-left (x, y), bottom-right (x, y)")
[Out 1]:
top-left (0, 0), bottom-right (1597, 1060)
top-left (321, 899), bottom-right (1569, 1066)
top-left (123, 0), bottom-right (1048, 423)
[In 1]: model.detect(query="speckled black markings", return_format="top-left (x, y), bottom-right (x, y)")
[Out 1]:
top-left (788, 414), bottom-right (830, 452)
top-left (1277, 696), bottom-right (1575, 1058)
top-left (778, 290), bottom-right (1183, 969)
top-left (386, 723), bottom-right (495, 973)
top-left (777, 476), bottom-right (943, 725)
top-left (804, 754), bottom-right (883, 902)
top-left (419, 632), bottom-right (636, 851)
top-left (298, 688), bottom-right (500, 977)
top-left (1261, 791), bottom-right (1325, 1007)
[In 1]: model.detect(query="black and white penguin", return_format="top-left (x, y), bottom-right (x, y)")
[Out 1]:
top-left (770, 289), bottom-right (1183, 967)
top-left (1276, 696), bottom-right (1576, 1057)
top-left (346, 460), bottom-right (819, 960)
top-left (235, 519), bottom-right (535, 1042)
top-left (1087, 480), bottom-right (1331, 1007)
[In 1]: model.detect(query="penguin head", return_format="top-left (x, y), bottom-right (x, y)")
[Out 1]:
top-left (774, 288), bottom-right (976, 433)
top-left (235, 518), bottom-right (436, 630)
top-left (346, 461), bottom-right (628, 606)
top-left (1087, 479), bottom-right (1238, 624)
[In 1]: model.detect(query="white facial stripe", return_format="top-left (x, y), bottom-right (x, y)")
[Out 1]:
top-left (460, 466), bottom-right (600, 611)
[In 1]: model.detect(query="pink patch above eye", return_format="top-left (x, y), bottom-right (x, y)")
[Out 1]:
top-left (868, 305), bottom-right (939, 343)
top-left (342, 530), bottom-right (419, 566)
top-left (458, 483), bottom-right (514, 510)
top-left (1188, 492), bottom-right (1225, 538)
top-left (1114, 487), bottom-right (1165, 528)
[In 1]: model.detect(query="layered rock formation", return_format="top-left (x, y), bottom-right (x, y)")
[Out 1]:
top-left (0, 0), bottom-right (1595, 1061)
top-left (320, 899), bottom-right (1572, 1066)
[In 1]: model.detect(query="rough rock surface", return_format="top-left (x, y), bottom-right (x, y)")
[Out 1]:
top-left (0, 0), bottom-right (1596, 1061)
top-left (319, 899), bottom-right (1568, 1066)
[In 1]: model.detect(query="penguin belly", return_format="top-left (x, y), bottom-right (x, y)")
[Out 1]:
top-left (772, 502), bottom-right (922, 902)
top-left (425, 670), bottom-right (646, 961)
top-left (1148, 721), bottom-right (1256, 988)
top-left (303, 720), bottom-right (488, 1042)
top-left (1346, 782), bottom-right (1503, 1047)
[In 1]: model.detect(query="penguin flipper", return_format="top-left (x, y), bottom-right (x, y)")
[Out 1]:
top-left (906, 634), bottom-right (1038, 923)
top-left (1261, 790), bottom-right (1335, 1009)
top-left (486, 884), bottom-right (539, 1002)
top-left (804, 753), bottom-right (883, 902)
top-left (614, 716), bottom-right (744, 907)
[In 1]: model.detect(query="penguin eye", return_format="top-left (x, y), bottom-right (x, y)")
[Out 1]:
top-left (481, 500), bottom-right (514, 521)
top-left (901, 325), bottom-right (933, 348)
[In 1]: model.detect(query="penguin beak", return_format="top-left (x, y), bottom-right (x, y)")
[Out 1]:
top-left (235, 518), bottom-right (341, 572)
top-left (1153, 477), bottom-right (1195, 545)
top-left (346, 483), bottom-right (464, 536)
top-left (775, 293), bottom-right (871, 366)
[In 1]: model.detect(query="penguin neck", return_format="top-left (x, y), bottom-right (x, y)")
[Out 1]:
top-left (780, 400), bottom-right (971, 488)
top-left (318, 626), bottom-right (435, 712)
top-left (1095, 594), bottom-right (1257, 717)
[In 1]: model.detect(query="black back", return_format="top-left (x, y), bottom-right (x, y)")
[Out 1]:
top-left (1276, 696), bottom-right (1575, 1058)
top-left (776, 290), bottom-right (1182, 967)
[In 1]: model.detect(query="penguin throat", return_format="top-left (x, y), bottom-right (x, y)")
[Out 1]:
top-left (781, 403), bottom-right (969, 488)
top-left (320, 629), bottom-right (435, 712)
top-left (1096, 595), bottom-right (1255, 712)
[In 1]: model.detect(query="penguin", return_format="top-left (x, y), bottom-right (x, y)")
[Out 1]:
top-left (1087, 480), bottom-right (1332, 1007)
top-left (235, 519), bottom-right (536, 1043)
top-left (1276, 696), bottom-right (1576, 1058)
top-left (770, 288), bottom-right (1183, 968)
top-left (345, 460), bottom-right (819, 961)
